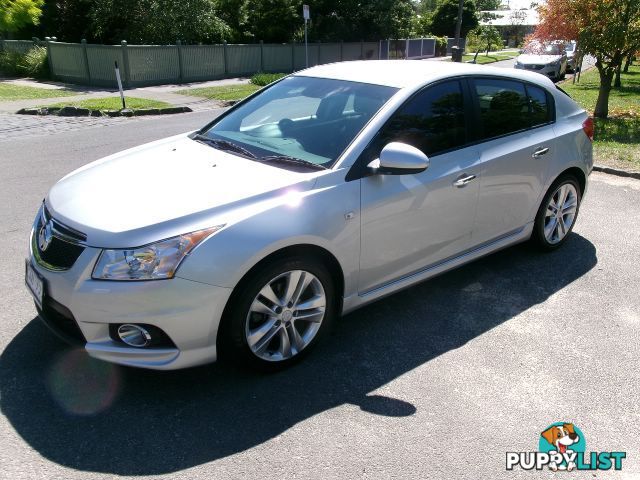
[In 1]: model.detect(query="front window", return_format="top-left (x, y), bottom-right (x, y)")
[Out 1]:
top-left (200, 76), bottom-right (397, 168)
top-left (377, 80), bottom-right (467, 157)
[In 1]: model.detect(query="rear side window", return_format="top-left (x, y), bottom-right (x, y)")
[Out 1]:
top-left (473, 79), bottom-right (529, 139)
top-left (379, 80), bottom-right (466, 156)
top-left (527, 84), bottom-right (551, 126)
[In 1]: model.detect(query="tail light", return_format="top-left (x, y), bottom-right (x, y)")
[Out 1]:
top-left (582, 117), bottom-right (594, 142)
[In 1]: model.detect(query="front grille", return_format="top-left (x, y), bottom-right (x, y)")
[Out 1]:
top-left (38, 236), bottom-right (85, 269)
top-left (525, 64), bottom-right (545, 70)
top-left (34, 205), bottom-right (86, 270)
top-left (38, 297), bottom-right (86, 345)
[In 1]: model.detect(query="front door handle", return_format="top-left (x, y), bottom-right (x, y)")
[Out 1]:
top-left (453, 174), bottom-right (477, 188)
top-left (532, 147), bottom-right (550, 158)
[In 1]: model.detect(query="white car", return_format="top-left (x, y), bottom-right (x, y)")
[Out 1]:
top-left (515, 42), bottom-right (568, 81)
top-left (26, 61), bottom-right (593, 371)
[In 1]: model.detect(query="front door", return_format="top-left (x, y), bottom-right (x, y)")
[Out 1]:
top-left (357, 79), bottom-right (481, 293)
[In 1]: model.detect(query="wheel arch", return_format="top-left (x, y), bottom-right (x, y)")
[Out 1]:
top-left (217, 243), bottom-right (345, 351)
top-left (555, 166), bottom-right (586, 195)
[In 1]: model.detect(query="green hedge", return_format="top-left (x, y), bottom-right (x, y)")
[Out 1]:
top-left (0, 46), bottom-right (50, 79)
top-left (250, 72), bottom-right (287, 86)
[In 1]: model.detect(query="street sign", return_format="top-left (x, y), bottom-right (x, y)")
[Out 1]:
top-left (303, 5), bottom-right (310, 68)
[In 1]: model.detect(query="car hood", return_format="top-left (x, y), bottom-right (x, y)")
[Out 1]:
top-left (517, 54), bottom-right (562, 65)
top-left (46, 133), bottom-right (319, 248)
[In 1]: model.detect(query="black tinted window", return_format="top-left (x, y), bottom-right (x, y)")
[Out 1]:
top-left (474, 79), bottom-right (529, 139)
top-left (527, 85), bottom-right (550, 126)
top-left (379, 80), bottom-right (466, 156)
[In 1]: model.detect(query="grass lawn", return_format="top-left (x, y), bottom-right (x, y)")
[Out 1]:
top-left (461, 50), bottom-right (519, 64)
top-left (178, 84), bottom-right (260, 102)
top-left (46, 96), bottom-right (171, 110)
top-left (560, 65), bottom-right (640, 171)
top-left (0, 83), bottom-right (77, 101)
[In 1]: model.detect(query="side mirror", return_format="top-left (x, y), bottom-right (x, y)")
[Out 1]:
top-left (367, 142), bottom-right (430, 175)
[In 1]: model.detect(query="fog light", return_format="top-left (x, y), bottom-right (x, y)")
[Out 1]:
top-left (117, 324), bottom-right (152, 347)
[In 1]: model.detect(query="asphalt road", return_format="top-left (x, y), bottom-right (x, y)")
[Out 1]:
top-left (1, 112), bottom-right (639, 479)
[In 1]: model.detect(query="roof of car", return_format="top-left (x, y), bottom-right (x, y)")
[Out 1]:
top-left (296, 60), bottom-right (555, 90)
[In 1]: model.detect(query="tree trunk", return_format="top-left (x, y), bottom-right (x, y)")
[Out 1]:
top-left (614, 63), bottom-right (622, 88)
top-left (454, 0), bottom-right (464, 47)
top-left (594, 62), bottom-right (614, 119)
top-left (623, 54), bottom-right (632, 73)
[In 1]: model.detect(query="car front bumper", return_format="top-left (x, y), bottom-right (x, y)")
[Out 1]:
top-left (27, 228), bottom-right (232, 370)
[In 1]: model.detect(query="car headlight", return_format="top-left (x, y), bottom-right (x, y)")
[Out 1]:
top-left (92, 226), bottom-right (223, 281)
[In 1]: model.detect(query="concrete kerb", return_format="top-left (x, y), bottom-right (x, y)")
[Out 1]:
top-left (593, 164), bottom-right (640, 180)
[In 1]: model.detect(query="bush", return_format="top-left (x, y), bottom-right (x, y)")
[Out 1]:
top-left (434, 36), bottom-right (448, 56)
top-left (18, 46), bottom-right (49, 78)
top-left (0, 46), bottom-right (49, 79)
top-left (250, 72), bottom-right (287, 86)
top-left (0, 50), bottom-right (23, 76)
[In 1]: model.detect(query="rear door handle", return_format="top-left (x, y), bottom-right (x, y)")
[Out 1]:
top-left (532, 147), bottom-right (550, 158)
top-left (453, 174), bottom-right (477, 188)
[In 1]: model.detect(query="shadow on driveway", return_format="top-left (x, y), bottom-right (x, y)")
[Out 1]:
top-left (0, 234), bottom-right (597, 475)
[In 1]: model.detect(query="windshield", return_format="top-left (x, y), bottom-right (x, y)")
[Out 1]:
top-left (565, 43), bottom-right (575, 52)
top-left (200, 76), bottom-right (397, 168)
top-left (524, 42), bottom-right (564, 56)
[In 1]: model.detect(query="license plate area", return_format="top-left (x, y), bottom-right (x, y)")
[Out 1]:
top-left (25, 261), bottom-right (45, 309)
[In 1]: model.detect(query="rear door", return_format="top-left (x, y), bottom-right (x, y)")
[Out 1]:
top-left (469, 77), bottom-right (556, 246)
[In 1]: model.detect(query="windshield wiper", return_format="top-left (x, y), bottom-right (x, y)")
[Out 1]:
top-left (260, 155), bottom-right (328, 171)
top-left (192, 134), bottom-right (257, 159)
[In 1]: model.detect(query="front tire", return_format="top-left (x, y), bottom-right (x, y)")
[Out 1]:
top-left (531, 175), bottom-right (582, 251)
top-left (219, 256), bottom-right (337, 371)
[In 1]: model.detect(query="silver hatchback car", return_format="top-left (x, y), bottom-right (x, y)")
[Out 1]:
top-left (26, 61), bottom-right (593, 371)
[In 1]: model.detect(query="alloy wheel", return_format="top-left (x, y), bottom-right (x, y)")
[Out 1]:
top-left (245, 270), bottom-right (326, 362)
top-left (544, 183), bottom-right (578, 244)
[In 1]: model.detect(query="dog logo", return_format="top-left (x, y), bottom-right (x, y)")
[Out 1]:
top-left (540, 423), bottom-right (581, 471)
top-left (38, 220), bottom-right (54, 252)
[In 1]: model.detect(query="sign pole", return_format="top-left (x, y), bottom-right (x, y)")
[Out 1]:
top-left (303, 5), bottom-right (310, 68)
top-left (114, 61), bottom-right (126, 110)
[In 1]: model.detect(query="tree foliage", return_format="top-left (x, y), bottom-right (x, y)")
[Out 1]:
top-left (27, 0), bottom-right (492, 45)
top-left (218, 0), bottom-right (300, 43)
top-left (302, 0), bottom-right (417, 42)
top-left (89, 0), bottom-right (231, 44)
top-left (0, 0), bottom-right (44, 33)
top-left (428, 0), bottom-right (478, 38)
top-left (533, 0), bottom-right (640, 117)
top-left (475, 0), bottom-right (501, 10)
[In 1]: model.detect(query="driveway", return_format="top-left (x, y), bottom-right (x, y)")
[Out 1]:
top-left (1, 113), bottom-right (639, 479)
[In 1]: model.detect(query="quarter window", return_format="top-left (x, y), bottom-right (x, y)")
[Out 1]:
top-left (379, 80), bottom-right (466, 156)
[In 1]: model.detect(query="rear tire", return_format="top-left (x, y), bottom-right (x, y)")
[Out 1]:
top-left (218, 256), bottom-right (337, 371)
top-left (531, 175), bottom-right (582, 251)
